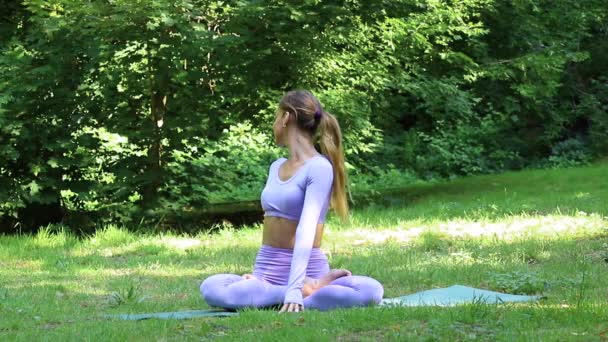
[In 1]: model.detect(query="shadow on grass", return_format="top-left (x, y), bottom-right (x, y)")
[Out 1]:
top-left (3, 234), bottom-right (607, 318)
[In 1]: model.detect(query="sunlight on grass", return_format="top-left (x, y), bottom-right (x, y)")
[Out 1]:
top-left (161, 237), bottom-right (202, 250)
top-left (74, 267), bottom-right (203, 279)
top-left (333, 213), bottom-right (606, 246)
top-left (0, 259), bottom-right (44, 271)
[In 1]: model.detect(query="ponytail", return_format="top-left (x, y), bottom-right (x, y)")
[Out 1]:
top-left (318, 112), bottom-right (349, 221)
top-left (278, 89), bottom-right (350, 220)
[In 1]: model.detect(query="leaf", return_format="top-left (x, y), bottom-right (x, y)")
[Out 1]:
top-left (161, 14), bottom-right (175, 27)
top-left (47, 158), bottom-right (59, 168)
top-left (146, 21), bottom-right (159, 30)
top-left (27, 181), bottom-right (41, 196)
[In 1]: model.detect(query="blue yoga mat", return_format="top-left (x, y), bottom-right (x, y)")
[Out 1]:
top-left (107, 285), bottom-right (542, 320)
top-left (379, 285), bottom-right (542, 307)
top-left (106, 309), bottom-right (238, 320)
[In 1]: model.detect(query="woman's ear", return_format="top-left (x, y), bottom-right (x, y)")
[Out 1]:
top-left (282, 111), bottom-right (290, 127)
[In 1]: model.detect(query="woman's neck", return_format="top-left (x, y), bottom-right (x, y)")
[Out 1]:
top-left (285, 129), bottom-right (319, 161)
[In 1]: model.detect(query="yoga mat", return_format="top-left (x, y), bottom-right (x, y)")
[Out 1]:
top-left (379, 285), bottom-right (543, 307)
top-left (105, 309), bottom-right (238, 321)
top-left (107, 285), bottom-right (542, 320)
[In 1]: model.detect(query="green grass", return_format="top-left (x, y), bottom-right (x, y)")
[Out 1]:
top-left (1, 162), bottom-right (607, 341)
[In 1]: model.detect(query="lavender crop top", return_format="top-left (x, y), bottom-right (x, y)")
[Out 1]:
top-left (260, 155), bottom-right (334, 305)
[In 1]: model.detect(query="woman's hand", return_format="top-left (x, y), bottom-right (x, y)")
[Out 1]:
top-left (279, 303), bottom-right (303, 313)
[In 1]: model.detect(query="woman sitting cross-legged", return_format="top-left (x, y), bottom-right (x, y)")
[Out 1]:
top-left (200, 90), bottom-right (384, 312)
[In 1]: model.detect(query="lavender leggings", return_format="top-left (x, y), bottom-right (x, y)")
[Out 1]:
top-left (200, 245), bottom-right (384, 311)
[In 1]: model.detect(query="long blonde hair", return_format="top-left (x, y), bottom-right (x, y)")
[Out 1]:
top-left (278, 90), bottom-right (349, 220)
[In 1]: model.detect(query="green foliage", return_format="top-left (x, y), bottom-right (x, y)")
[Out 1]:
top-left (488, 271), bottom-right (547, 295)
top-left (583, 78), bottom-right (608, 156)
top-left (417, 113), bottom-right (522, 177)
top-left (548, 138), bottom-right (592, 168)
top-left (158, 122), bottom-right (282, 221)
top-left (107, 282), bottom-right (147, 307)
top-left (88, 226), bottom-right (137, 248)
top-left (1, 0), bottom-right (607, 231)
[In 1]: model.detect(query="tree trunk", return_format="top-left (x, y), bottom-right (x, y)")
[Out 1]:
top-left (142, 44), bottom-right (167, 209)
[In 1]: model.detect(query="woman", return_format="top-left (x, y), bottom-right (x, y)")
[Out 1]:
top-left (200, 90), bottom-right (383, 312)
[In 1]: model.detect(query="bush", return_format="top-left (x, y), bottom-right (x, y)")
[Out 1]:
top-left (156, 122), bottom-right (281, 221)
top-left (415, 113), bottom-right (522, 178)
top-left (584, 78), bottom-right (608, 156)
top-left (489, 271), bottom-right (547, 295)
top-left (547, 138), bottom-right (592, 168)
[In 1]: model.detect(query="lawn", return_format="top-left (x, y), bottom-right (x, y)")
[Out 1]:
top-left (1, 162), bottom-right (607, 341)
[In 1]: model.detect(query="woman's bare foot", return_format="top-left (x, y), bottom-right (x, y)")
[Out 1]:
top-left (302, 269), bottom-right (352, 297)
top-left (242, 274), bottom-right (256, 280)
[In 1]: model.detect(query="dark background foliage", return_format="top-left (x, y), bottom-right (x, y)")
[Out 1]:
top-left (1, 0), bottom-right (606, 233)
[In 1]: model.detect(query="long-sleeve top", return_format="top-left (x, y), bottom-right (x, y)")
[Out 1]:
top-left (260, 155), bottom-right (334, 305)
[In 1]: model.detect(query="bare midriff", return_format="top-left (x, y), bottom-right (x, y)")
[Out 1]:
top-left (262, 216), bottom-right (324, 249)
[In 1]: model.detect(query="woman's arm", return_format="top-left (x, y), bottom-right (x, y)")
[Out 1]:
top-left (282, 158), bottom-right (333, 308)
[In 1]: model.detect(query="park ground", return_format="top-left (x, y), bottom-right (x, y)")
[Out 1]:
top-left (1, 162), bottom-right (607, 341)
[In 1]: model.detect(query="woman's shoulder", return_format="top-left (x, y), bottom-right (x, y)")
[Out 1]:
top-left (268, 155), bottom-right (331, 175)
top-left (307, 155), bottom-right (333, 175)
top-left (309, 154), bottom-right (331, 166)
